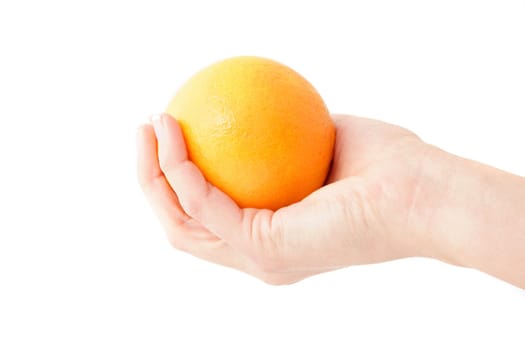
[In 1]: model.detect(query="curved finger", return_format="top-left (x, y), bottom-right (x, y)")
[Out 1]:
top-left (138, 121), bottom-right (258, 273)
top-left (136, 123), bottom-right (189, 227)
top-left (151, 114), bottom-right (277, 259)
top-left (166, 223), bottom-right (249, 271)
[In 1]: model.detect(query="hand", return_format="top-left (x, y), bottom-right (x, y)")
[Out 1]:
top-left (136, 113), bottom-right (443, 284)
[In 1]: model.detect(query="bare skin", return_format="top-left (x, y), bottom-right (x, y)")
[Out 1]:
top-left (136, 113), bottom-right (525, 288)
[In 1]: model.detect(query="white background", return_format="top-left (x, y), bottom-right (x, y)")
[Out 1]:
top-left (1, 0), bottom-right (524, 349)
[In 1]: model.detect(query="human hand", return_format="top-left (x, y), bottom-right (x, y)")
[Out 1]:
top-left (136, 113), bottom-right (445, 284)
top-left (137, 113), bottom-right (525, 287)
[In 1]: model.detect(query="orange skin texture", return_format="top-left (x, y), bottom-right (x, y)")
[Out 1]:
top-left (166, 56), bottom-right (335, 210)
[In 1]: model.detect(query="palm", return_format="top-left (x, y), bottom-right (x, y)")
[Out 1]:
top-left (268, 116), bottom-right (426, 274)
top-left (138, 114), bottom-right (429, 284)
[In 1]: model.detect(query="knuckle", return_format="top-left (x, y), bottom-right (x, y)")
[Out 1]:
top-left (158, 157), bottom-right (172, 174)
top-left (138, 175), bottom-right (161, 195)
top-left (136, 169), bottom-right (151, 191)
top-left (180, 197), bottom-right (200, 219)
top-left (166, 233), bottom-right (188, 253)
top-left (138, 178), bottom-right (150, 193)
top-left (258, 272), bottom-right (294, 286)
top-left (253, 255), bottom-right (285, 275)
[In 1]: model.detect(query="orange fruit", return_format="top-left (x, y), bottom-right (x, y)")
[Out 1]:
top-left (166, 56), bottom-right (335, 210)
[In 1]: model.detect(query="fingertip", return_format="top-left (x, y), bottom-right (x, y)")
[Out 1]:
top-left (160, 114), bottom-right (189, 163)
top-left (162, 113), bottom-right (182, 131)
top-left (136, 123), bottom-right (149, 135)
top-left (137, 122), bottom-right (155, 141)
top-left (148, 113), bottom-right (163, 124)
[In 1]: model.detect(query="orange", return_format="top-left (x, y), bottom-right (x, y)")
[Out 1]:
top-left (166, 56), bottom-right (335, 210)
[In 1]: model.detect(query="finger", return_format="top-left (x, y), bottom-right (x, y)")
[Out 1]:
top-left (164, 219), bottom-right (314, 285)
top-left (136, 123), bottom-right (189, 226)
top-left (151, 114), bottom-right (275, 259)
top-left (137, 121), bottom-right (255, 271)
top-left (167, 224), bottom-right (248, 271)
top-left (140, 119), bottom-right (335, 282)
top-left (165, 220), bottom-right (323, 286)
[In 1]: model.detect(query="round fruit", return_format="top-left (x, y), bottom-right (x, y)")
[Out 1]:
top-left (166, 56), bottom-right (335, 210)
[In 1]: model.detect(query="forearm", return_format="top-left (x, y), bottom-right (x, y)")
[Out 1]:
top-left (425, 148), bottom-right (525, 288)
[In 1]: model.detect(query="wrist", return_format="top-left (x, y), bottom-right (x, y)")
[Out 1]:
top-left (415, 146), bottom-right (525, 286)
top-left (405, 145), bottom-right (461, 263)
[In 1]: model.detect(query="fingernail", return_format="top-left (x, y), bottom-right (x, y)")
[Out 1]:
top-left (149, 113), bottom-right (163, 124)
top-left (150, 114), bottom-right (165, 141)
top-left (150, 114), bottom-right (163, 131)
